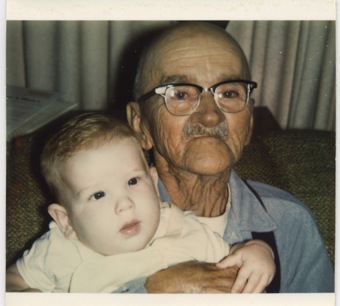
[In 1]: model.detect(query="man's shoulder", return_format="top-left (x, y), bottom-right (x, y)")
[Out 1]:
top-left (245, 180), bottom-right (300, 202)
top-left (245, 180), bottom-right (314, 218)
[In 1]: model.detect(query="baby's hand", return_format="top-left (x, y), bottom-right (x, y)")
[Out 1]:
top-left (216, 240), bottom-right (275, 293)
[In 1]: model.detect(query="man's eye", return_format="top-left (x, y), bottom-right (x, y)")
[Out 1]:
top-left (128, 178), bottom-right (138, 186)
top-left (221, 90), bottom-right (238, 98)
top-left (91, 191), bottom-right (106, 200)
top-left (169, 89), bottom-right (189, 101)
top-left (174, 91), bottom-right (188, 100)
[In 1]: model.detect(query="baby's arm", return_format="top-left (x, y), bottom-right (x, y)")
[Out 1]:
top-left (6, 264), bottom-right (41, 292)
top-left (216, 240), bottom-right (275, 293)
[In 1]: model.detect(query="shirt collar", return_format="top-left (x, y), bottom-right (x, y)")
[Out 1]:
top-left (224, 170), bottom-right (277, 243)
top-left (158, 170), bottom-right (277, 237)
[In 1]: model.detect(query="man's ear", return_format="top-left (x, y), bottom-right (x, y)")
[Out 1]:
top-left (149, 166), bottom-right (160, 198)
top-left (48, 204), bottom-right (77, 240)
top-left (126, 102), bottom-right (153, 150)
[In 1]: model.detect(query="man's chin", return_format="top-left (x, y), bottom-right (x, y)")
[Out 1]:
top-left (187, 160), bottom-right (233, 176)
top-left (183, 144), bottom-right (235, 176)
top-left (185, 149), bottom-right (233, 176)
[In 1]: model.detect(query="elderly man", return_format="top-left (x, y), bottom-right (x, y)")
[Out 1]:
top-left (124, 22), bottom-right (334, 293)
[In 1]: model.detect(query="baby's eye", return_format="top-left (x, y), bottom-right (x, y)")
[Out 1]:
top-left (128, 177), bottom-right (138, 186)
top-left (91, 191), bottom-right (106, 200)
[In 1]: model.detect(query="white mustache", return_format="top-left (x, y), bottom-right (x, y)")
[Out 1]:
top-left (184, 121), bottom-right (228, 137)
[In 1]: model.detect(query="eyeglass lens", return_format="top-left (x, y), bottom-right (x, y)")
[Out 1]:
top-left (165, 83), bottom-right (249, 115)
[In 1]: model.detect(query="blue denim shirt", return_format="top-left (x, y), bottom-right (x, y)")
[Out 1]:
top-left (115, 170), bottom-right (334, 293)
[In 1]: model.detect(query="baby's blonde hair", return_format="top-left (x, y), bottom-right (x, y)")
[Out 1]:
top-left (41, 112), bottom-right (140, 202)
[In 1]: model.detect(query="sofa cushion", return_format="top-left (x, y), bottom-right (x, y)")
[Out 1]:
top-left (258, 129), bottom-right (335, 265)
top-left (6, 135), bottom-right (50, 266)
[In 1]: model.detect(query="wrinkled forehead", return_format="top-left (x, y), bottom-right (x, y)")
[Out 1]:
top-left (146, 25), bottom-right (249, 87)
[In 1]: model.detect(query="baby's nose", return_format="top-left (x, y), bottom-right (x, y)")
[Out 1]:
top-left (115, 197), bottom-right (134, 215)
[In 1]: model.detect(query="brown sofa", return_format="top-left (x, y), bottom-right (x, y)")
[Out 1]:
top-left (6, 108), bottom-right (335, 267)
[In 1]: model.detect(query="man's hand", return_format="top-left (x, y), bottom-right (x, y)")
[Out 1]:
top-left (145, 261), bottom-right (238, 293)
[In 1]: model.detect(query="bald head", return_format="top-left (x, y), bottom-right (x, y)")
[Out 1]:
top-left (133, 22), bottom-right (250, 100)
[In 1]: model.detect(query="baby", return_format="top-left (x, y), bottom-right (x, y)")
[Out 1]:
top-left (6, 113), bottom-right (275, 293)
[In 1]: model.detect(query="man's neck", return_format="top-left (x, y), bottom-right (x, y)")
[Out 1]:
top-left (155, 158), bottom-right (231, 218)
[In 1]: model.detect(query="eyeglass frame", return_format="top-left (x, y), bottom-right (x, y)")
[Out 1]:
top-left (137, 79), bottom-right (257, 116)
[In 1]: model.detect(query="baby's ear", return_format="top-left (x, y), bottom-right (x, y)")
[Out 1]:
top-left (149, 166), bottom-right (160, 198)
top-left (48, 204), bottom-right (77, 240)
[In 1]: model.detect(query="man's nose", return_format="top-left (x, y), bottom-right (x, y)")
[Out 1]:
top-left (193, 92), bottom-right (225, 126)
top-left (115, 197), bottom-right (135, 215)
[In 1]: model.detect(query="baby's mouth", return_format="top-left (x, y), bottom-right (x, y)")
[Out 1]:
top-left (120, 220), bottom-right (141, 236)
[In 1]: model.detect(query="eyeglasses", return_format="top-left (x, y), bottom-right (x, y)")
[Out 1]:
top-left (137, 80), bottom-right (257, 116)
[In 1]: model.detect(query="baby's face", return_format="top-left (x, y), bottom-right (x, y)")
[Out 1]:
top-left (58, 138), bottom-right (161, 255)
